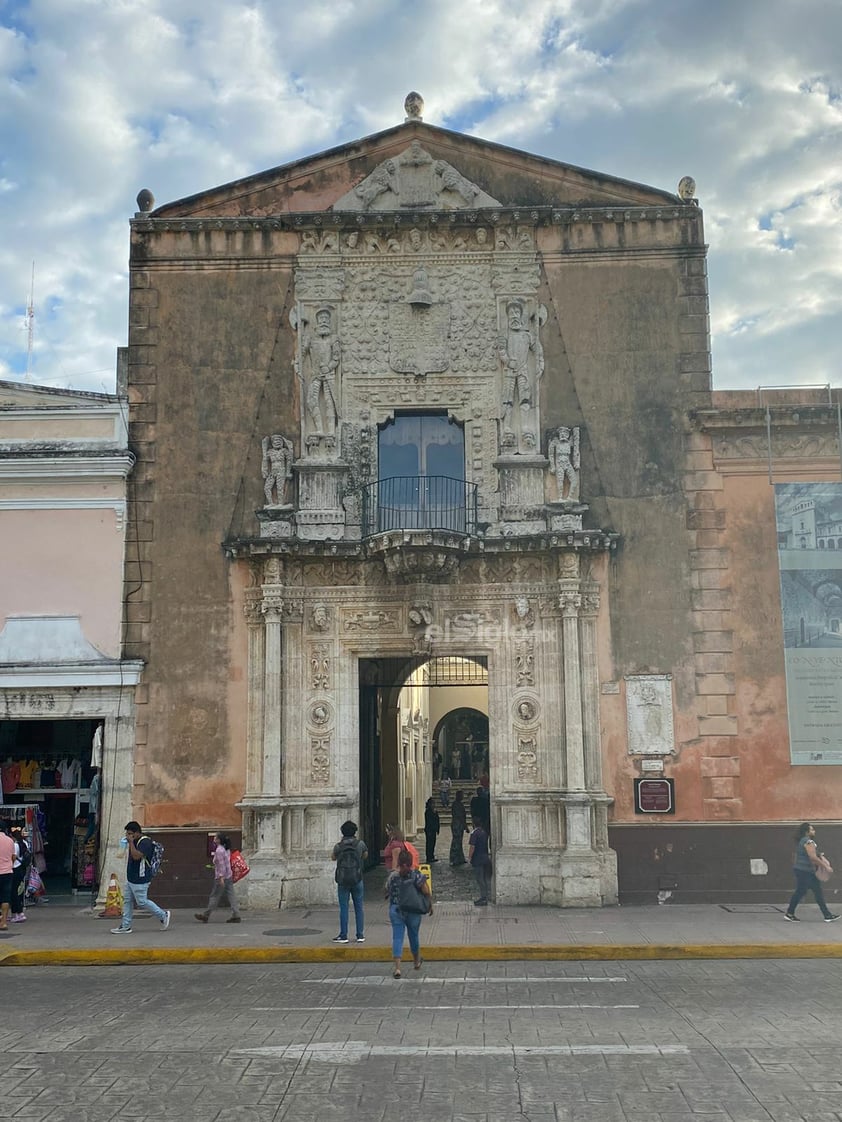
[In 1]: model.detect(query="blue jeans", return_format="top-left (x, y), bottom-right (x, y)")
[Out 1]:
top-left (389, 903), bottom-right (422, 960)
top-left (337, 880), bottom-right (365, 939)
top-left (788, 868), bottom-right (832, 918)
top-left (122, 880), bottom-right (167, 928)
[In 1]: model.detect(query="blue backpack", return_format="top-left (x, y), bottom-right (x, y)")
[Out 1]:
top-left (139, 836), bottom-right (165, 878)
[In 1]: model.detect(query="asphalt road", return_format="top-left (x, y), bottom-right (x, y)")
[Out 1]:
top-left (3, 959), bottom-right (841, 1121)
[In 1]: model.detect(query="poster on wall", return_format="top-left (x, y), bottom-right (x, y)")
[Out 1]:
top-left (775, 482), bottom-right (842, 765)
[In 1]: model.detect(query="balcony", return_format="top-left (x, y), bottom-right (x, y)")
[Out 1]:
top-left (359, 476), bottom-right (478, 540)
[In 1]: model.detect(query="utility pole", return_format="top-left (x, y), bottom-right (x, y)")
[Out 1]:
top-left (24, 261), bottom-right (35, 382)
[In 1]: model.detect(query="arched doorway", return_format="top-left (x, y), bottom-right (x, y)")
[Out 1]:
top-left (358, 654), bottom-right (488, 899)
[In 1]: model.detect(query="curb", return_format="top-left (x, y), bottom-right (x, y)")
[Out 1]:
top-left (3, 943), bottom-right (842, 966)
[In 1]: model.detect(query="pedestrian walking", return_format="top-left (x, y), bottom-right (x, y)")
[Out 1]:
top-left (111, 821), bottom-right (171, 934)
top-left (424, 797), bottom-right (440, 863)
top-left (385, 847), bottom-right (432, 978)
top-left (10, 825), bottom-right (30, 923)
top-left (468, 817), bottom-right (492, 906)
top-left (195, 832), bottom-right (241, 924)
top-left (384, 825), bottom-right (419, 870)
top-left (0, 820), bottom-right (14, 931)
top-left (331, 819), bottom-right (367, 944)
top-left (439, 772), bottom-right (452, 808)
top-left (785, 821), bottom-right (840, 923)
top-left (449, 789), bottom-right (467, 866)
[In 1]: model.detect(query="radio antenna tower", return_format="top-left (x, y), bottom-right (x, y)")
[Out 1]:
top-left (24, 262), bottom-right (35, 382)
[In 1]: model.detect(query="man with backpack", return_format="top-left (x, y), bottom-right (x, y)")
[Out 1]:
top-left (331, 819), bottom-right (367, 944)
top-left (111, 820), bottom-right (171, 934)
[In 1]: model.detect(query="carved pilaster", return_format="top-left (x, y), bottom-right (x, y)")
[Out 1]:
top-left (559, 583), bottom-right (585, 792)
top-left (244, 589), bottom-right (264, 797)
top-left (261, 589), bottom-right (285, 797)
top-left (579, 581), bottom-right (604, 791)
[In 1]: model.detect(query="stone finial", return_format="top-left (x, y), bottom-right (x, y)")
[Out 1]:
top-left (677, 176), bottom-right (696, 201)
top-left (136, 188), bottom-right (155, 213)
top-left (404, 91), bottom-right (424, 121)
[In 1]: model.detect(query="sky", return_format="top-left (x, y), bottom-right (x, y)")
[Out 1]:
top-left (0, 0), bottom-right (840, 394)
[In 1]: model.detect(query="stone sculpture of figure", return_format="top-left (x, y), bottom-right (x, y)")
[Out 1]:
top-left (261, 434), bottom-right (294, 505)
top-left (548, 426), bottom-right (580, 502)
top-left (312, 604), bottom-right (330, 631)
top-left (355, 159), bottom-right (398, 208)
top-left (498, 299), bottom-right (545, 447)
top-left (301, 306), bottom-right (341, 437)
top-left (434, 160), bottom-right (479, 205)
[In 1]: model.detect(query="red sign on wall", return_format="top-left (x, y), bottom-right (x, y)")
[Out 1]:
top-left (634, 778), bottom-right (675, 814)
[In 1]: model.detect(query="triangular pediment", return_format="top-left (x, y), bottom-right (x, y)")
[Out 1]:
top-left (332, 143), bottom-right (501, 211)
top-left (150, 122), bottom-right (683, 220)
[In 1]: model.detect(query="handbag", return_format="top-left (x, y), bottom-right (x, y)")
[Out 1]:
top-left (230, 850), bottom-right (250, 883)
top-left (816, 857), bottom-right (833, 883)
top-left (396, 873), bottom-right (431, 915)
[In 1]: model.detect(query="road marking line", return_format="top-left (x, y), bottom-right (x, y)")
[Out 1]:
top-left (251, 1004), bottom-right (640, 1011)
top-left (235, 1042), bottom-right (688, 1063)
top-left (305, 975), bottom-right (628, 985)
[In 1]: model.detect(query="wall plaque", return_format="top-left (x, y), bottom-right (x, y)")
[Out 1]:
top-left (634, 778), bottom-right (675, 814)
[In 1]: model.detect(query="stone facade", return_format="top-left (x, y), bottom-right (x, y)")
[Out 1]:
top-left (123, 105), bottom-right (842, 909)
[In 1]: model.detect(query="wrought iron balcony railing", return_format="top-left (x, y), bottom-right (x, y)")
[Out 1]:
top-left (359, 476), bottom-right (478, 539)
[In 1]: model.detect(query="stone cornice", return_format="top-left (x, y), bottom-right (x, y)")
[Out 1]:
top-left (0, 659), bottom-right (144, 688)
top-left (689, 405), bottom-right (841, 431)
top-left (223, 528), bottom-right (618, 562)
top-left (132, 203), bottom-right (700, 235)
top-left (0, 452), bottom-right (135, 479)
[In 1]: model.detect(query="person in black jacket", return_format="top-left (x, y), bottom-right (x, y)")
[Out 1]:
top-left (423, 798), bottom-right (440, 863)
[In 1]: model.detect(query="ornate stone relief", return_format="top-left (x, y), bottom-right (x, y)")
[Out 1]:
top-left (514, 695), bottom-right (539, 725)
top-left (332, 143), bottom-right (501, 212)
top-left (310, 736), bottom-right (331, 785)
top-left (625, 674), bottom-right (676, 756)
top-left (512, 596), bottom-right (535, 630)
top-left (514, 638), bottom-right (535, 686)
top-left (713, 432), bottom-right (841, 461)
top-left (517, 736), bottom-right (538, 781)
top-left (310, 604), bottom-right (332, 632)
top-left (308, 701), bottom-right (332, 728)
top-left (309, 644), bottom-right (331, 690)
top-left (342, 609), bottom-right (400, 632)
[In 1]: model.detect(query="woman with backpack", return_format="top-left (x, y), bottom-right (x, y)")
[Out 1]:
top-left (384, 847), bottom-right (432, 978)
top-left (195, 832), bottom-right (242, 925)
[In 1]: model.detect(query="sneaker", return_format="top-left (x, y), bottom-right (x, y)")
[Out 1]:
top-left (825, 913), bottom-right (841, 923)
top-left (10, 914), bottom-right (26, 923)
top-left (160, 910), bottom-right (171, 930)
top-left (356, 935), bottom-right (365, 943)
top-left (332, 935), bottom-right (349, 943)
top-left (111, 926), bottom-right (132, 934)
top-left (194, 913), bottom-right (208, 923)
top-left (784, 912), bottom-right (800, 921)
top-left (226, 916), bottom-right (242, 923)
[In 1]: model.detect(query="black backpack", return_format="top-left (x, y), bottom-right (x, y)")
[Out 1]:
top-left (335, 839), bottom-right (363, 887)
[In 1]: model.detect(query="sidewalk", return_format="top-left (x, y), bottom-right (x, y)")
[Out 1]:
top-left (3, 897), bottom-right (842, 966)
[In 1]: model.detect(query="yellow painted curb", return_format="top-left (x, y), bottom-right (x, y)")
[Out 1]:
top-left (2, 943), bottom-right (842, 966)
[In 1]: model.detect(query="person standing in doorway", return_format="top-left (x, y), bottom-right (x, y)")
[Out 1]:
top-left (111, 821), bottom-right (171, 934)
top-left (195, 833), bottom-right (241, 924)
top-left (468, 817), bottom-right (492, 907)
top-left (785, 821), bottom-right (840, 923)
top-left (10, 825), bottom-right (30, 923)
top-left (439, 772), bottom-right (452, 808)
top-left (331, 820), bottom-right (367, 944)
top-left (424, 798), bottom-right (440, 864)
top-left (449, 790), bottom-right (467, 866)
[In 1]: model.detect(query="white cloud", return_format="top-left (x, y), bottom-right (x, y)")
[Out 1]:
top-left (0, 0), bottom-right (840, 391)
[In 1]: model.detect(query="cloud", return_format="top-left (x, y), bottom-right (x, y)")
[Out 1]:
top-left (0, 0), bottom-right (839, 392)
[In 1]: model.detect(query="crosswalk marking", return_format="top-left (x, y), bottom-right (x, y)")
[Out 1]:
top-left (235, 1042), bottom-right (688, 1063)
